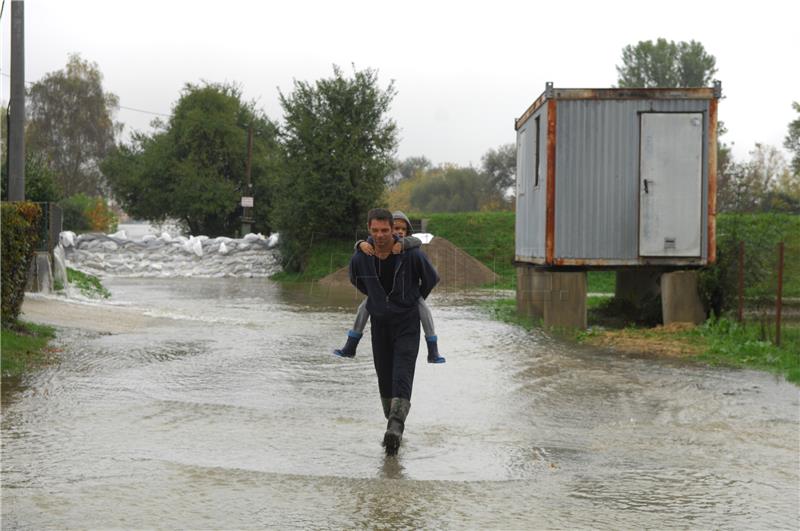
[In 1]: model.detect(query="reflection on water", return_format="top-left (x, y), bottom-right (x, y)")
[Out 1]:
top-left (2, 277), bottom-right (798, 529)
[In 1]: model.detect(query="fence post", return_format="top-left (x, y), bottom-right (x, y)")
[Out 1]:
top-left (738, 240), bottom-right (744, 322)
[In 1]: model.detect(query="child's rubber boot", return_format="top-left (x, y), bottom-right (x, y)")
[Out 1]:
top-left (333, 330), bottom-right (362, 358)
top-left (426, 335), bottom-right (446, 364)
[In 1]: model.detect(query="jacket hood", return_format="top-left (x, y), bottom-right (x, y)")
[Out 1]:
top-left (392, 211), bottom-right (413, 235)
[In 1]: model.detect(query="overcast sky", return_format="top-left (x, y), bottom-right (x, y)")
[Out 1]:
top-left (1, 0), bottom-right (798, 167)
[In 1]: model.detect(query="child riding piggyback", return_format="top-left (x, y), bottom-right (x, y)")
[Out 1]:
top-left (333, 211), bottom-right (446, 364)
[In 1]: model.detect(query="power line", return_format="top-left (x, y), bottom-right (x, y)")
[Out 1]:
top-left (0, 70), bottom-right (170, 117)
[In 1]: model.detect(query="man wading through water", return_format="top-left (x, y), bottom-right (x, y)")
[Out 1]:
top-left (349, 208), bottom-right (440, 455)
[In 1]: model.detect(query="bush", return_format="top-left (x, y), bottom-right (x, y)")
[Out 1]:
top-left (1, 202), bottom-right (42, 327)
top-left (698, 213), bottom-right (799, 316)
top-left (59, 194), bottom-right (118, 233)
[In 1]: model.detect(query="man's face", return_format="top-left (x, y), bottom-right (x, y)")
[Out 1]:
top-left (369, 219), bottom-right (393, 250)
top-left (393, 219), bottom-right (409, 238)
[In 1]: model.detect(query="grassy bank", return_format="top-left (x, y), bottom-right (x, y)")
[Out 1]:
top-left (1, 322), bottom-right (57, 377)
top-left (269, 211), bottom-right (796, 298)
top-left (271, 239), bottom-right (354, 283)
top-left (272, 211), bottom-right (615, 291)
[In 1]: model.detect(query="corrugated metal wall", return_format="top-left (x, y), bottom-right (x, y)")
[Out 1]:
top-left (515, 104), bottom-right (548, 260)
top-left (552, 99), bottom-right (710, 261)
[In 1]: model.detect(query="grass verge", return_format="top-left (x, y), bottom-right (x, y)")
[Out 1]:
top-left (67, 267), bottom-right (111, 298)
top-left (1, 322), bottom-right (58, 377)
top-left (483, 296), bottom-right (800, 385)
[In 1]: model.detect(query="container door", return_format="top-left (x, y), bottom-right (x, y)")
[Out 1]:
top-left (639, 113), bottom-right (703, 257)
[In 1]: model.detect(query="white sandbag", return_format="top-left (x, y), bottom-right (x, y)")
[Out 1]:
top-left (59, 231), bottom-right (76, 248)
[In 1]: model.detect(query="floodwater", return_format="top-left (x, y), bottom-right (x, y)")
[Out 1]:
top-left (2, 277), bottom-right (799, 529)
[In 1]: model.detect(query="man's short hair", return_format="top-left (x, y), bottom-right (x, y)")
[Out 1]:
top-left (367, 208), bottom-right (393, 227)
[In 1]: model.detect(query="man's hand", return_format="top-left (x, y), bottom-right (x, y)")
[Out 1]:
top-left (391, 241), bottom-right (403, 254)
top-left (359, 241), bottom-right (375, 256)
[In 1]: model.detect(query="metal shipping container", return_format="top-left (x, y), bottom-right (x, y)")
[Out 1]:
top-left (515, 82), bottom-right (721, 268)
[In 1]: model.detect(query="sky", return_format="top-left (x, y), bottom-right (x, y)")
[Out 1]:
top-left (1, 0), bottom-right (798, 168)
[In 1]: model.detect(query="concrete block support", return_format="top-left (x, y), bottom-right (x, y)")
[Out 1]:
top-left (516, 266), bottom-right (544, 320)
top-left (543, 271), bottom-right (587, 329)
top-left (661, 270), bottom-right (706, 325)
top-left (516, 266), bottom-right (586, 329)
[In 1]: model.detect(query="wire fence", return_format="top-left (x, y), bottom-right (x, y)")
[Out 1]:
top-left (707, 213), bottom-right (800, 347)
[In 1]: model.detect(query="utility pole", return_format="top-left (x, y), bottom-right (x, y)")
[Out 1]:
top-left (240, 124), bottom-right (254, 236)
top-left (8, 0), bottom-right (25, 201)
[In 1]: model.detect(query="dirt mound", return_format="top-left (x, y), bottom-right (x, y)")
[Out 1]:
top-left (319, 237), bottom-right (498, 290)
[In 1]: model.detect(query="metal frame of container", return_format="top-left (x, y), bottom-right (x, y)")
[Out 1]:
top-left (514, 82), bottom-right (721, 268)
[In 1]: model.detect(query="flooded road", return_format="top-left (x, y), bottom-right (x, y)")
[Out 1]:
top-left (3, 277), bottom-right (799, 529)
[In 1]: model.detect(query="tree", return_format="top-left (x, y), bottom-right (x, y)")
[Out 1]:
top-left (274, 65), bottom-right (398, 271)
top-left (26, 54), bottom-right (121, 197)
top-left (409, 166), bottom-right (500, 213)
top-left (717, 143), bottom-right (797, 213)
top-left (481, 143), bottom-right (516, 195)
top-left (785, 101), bottom-right (800, 176)
top-left (103, 82), bottom-right (280, 236)
top-left (395, 156), bottom-right (432, 181)
top-left (617, 39), bottom-right (717, 88)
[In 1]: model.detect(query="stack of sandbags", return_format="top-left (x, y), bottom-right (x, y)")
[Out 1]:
top-left (61, 231), bottom-right (281, 278)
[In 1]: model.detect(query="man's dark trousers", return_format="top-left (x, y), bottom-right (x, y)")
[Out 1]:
top-left (371, 305), bottom-right (421, 400)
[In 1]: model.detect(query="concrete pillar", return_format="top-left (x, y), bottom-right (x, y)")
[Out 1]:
top-left (516, 265), bottom-right (544, 320)
top-left (543, 271), bottom-right (587, 329)
top-left (516, 267), bottom-right (587, 329)
top-left (661, 270), bottom-right (706, 325)
top-left (26, 252), bottom-right (53, 293)
top-left (615, 269), bottom-right (662, 305)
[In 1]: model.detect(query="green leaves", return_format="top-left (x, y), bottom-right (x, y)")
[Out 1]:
top-left (274, 65), bottom-right (398, 271)
top-left (616, 38), bottom-right (717, 88)
top-left (785, 102), bottom-right (800, 177)
top-left (26, 54), bottom-right (120, 197)
top-left (103, 82), bottom-right (280, 237)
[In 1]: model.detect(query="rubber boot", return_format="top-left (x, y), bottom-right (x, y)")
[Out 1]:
top-left (383, 398), bottom-right (411, 456)
top-left (426, 335), bottom-right (446, 364)
top-left (380, 397), bottom-right (391, 419)
top-left (333, 330), bottom-right (362, 358)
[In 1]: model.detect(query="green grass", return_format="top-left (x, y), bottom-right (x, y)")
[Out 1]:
top-left (424, 211), bottom-right (516, 288)
top-left (268, 212), bottom-right (796, 300)
top-left (271, 238), bottom-right (354, 283)
top-left (67, 267), bottom-right (111, 298)
top-left (588, 271), bottom-right (615, 293)
top-left (483, 296), bottom-right (799, 385)
top-left (1, 322), bottom-right (57, 377)
top-left (690, 318), bottom-right (800, 384)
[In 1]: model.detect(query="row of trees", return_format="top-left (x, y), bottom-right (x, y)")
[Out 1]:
top-left (102, 66), bottom-right (399, 271)
top-left (4, 42), bottom-right (798, 274)
top-left (386, 144), bottom-right (515, 214)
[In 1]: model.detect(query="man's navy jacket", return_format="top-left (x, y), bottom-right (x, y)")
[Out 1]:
top-left (349, 246), bottom-right (439, 321)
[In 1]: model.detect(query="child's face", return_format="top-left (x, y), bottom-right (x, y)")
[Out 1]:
top-left (393, 219), bottom-right (409, 237)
